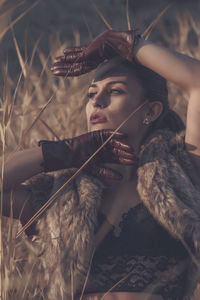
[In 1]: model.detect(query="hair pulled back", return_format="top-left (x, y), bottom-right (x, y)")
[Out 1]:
top-left (94, 57), bottom-right (185, 135)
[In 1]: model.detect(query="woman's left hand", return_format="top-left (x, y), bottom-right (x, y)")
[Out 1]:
top-left (51, 30), bottom-right (136, 77)
top-left (39, 130), bottom-right (138, 180)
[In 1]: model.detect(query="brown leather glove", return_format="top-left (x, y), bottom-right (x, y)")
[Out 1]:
top-left (51, 30), bottom-right (136, 77)
top-left (39, 130), bottom-right (137, 180)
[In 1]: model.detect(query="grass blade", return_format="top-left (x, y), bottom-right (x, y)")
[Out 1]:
top-left (39, 119), bottom-right (60, 140)
top-left (82, 13), bottom-right (93, 41)
top-left (126, 0), bottom-right (131, 30)
top-left (92, 2), bottom-right (112, 30)
top-left (0, 0), bottom-right (41, 41)
top-left (16, 101), bottom-right (148, 238)
top-left (12, 28), bottom-right (27, 77)
top-left (20, 94), bottom-right (55, 144)
top-left (0, 0), bottom-right (25, 21)
top-left (142, 4), bottom-right (172, 39)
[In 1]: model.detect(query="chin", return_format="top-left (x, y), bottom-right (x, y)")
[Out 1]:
top-left (88, 124), bottom-right (115, 131)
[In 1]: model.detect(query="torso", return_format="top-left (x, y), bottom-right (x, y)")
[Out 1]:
top-left (83, 173), bottom-right (188, 300)
top-left (84, 179), bottom-right (165, 300)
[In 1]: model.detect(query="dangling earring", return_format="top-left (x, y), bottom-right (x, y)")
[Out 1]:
top-left (143, 116), bottom-right (151, 125)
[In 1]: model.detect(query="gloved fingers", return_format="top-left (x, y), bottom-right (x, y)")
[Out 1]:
top-left (92, 129), bottom-right (134, 155)
top-left (64, 51), bottom-right (85, 63)
top-left (88, 165), bottom-right (123, 180)
top-left (62, 46), bottom-right (89, 64)
top-left (98, 130), bottom-right (134, 152)
top-left (108, 148), bottom-right (137, 166)
top-left (63, 45), bottom-right (86, 55)
top-left (112, 148), bottom-right (135, 160)
top-left (98, 129), bottom-right (127, 140)
top-left (51, 62), bottom-right (96, 77)
top-left (53, 54), bottom-right (85, 65)
top-left (109, 139), bottom-right (133, 152)
top-left (116, 157), bottom-right (137, 165)
top-left (51, 30), bottom-right (137, 78)
top-left (51, 65), bottom-right (73, 76)
top-left (53, 55), bottom-right (66, 63)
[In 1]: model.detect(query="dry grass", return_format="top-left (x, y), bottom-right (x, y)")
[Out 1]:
top-left (1, 33), bottom-right (90, 152)
top-left (1, 1), bottom-right (200, 299)
top-left (0, 3), bottom-right (92, 298)
top-left (163, 12), bottom-right (200, 123)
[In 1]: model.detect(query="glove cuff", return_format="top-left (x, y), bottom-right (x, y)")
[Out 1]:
top-left (132, 34), bottom-right (144, 59)
top-left (38, 140), bottom-right (72, 172)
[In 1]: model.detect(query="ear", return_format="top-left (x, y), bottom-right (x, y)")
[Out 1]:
top-left (147, 101), bottom-right (163, 122)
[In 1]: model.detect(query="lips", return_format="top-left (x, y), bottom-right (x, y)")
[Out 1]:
top-left (90, 112), bottom-right (107, 124)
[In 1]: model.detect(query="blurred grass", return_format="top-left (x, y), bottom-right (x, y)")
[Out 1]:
top-left (0, 1), bottom-right (200, 299)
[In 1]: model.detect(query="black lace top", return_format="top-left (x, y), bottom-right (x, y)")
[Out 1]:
top-left (26, 172), bottom-right (190, 300)
top-left (84, 203), bottom-right (189, 300)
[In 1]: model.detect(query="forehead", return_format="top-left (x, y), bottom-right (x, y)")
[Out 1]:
top-left (90, 74), bottom-right (140, 89)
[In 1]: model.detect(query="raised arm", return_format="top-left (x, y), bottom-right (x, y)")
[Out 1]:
top-left (134, 39), bottom-right (200, 169)
top-left (1, 147), bottom-right (44, 227)
top-left (2, 147), bottom-right (44, 191)
top-left (1, 130), bottom-right (136, 226)
top-left (51, 30), bottom-right (200, 169)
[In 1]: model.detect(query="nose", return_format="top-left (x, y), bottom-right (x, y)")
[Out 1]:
top-left (92, 90), bottom-right (108, 108)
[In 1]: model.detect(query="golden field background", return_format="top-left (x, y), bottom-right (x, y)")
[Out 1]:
top-left (1, 0), bottom-right (200, 299)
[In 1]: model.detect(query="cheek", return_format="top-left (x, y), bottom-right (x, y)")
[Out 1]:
top-left (85, 102), bottom-right (90, 123)
top-left (109, 98), bottom-right (144, 134)
top-left (85, 102), bottom-right (93, 132)
top-left (111, 98), bottom-right (139, 121)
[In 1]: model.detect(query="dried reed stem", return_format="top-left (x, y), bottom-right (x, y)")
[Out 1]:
top-left (142, 4), bottom-right (172, 39)
top-left (92, 2), bottom-right (112, 30)
top-left (126, 0), bottom-right (131, 30)
top-left (0, 0), bottom-right (41, 41)
top-left (16, 100), bottom-right (148, 238)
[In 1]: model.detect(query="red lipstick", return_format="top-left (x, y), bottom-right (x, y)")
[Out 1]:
top-left (90, 113), bottom-right (107, 124)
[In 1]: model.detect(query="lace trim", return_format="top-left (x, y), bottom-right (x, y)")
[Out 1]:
top-left (85, 255), bottom-right (188, 300)
top-left (112, 203), bottom-right (146, 237)
top-left (99, 203), bottom-right (146, 238)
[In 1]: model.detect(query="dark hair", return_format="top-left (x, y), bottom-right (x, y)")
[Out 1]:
top-left (94, 57), bottom-right (185, 135)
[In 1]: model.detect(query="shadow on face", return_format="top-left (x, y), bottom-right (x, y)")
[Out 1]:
top-left (86, 72), bottom-right (145, 137)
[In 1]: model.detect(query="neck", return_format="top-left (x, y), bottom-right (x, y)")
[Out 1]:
top-left (103, 164), bottom-right (138, 187)
top-left (127, 130), bottom-right (147, 155)
top-left (103, 134), bottom-right (144, 186)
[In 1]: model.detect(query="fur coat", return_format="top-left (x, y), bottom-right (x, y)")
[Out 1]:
top-left (26, 129), bottom-right (200, 299)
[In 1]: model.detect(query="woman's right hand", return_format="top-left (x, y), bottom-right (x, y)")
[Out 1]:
top-left (51, 30), bottom-right (136, 77)
top-left (39, 130), bottom-right (137, 180)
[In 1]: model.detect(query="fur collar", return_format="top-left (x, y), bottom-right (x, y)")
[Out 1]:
top-left (137, 130), bottom-right (200, 299)
top-left (35, 130), bottom-right (200, 299)
top-left (36, 170), bottom-right (105, 298)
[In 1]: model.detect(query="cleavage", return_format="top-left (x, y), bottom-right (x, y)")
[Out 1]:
top-left (99, 179), bottom-right (141, 229)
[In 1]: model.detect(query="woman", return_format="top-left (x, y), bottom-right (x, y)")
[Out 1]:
top-left (2, 30), bottom-right (200, 300)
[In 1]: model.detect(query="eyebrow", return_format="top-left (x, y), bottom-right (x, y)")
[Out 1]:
top-left (89, 80), bottom-right (128, 88)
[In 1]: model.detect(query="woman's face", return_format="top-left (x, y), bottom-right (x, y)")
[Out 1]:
top-left (86, 73), bottom-right (146, 139)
